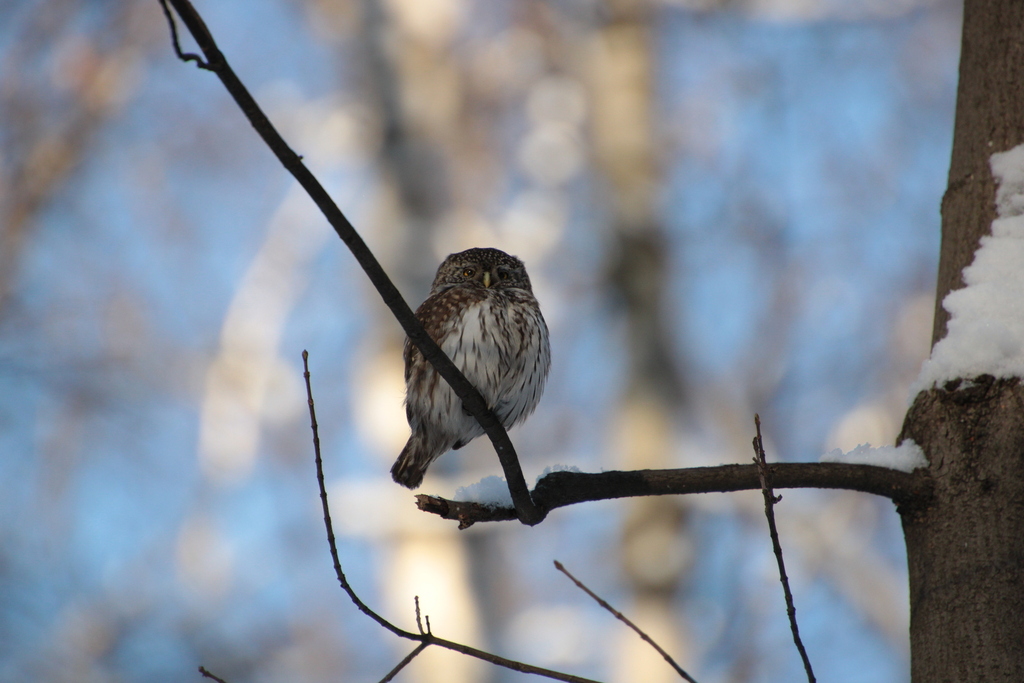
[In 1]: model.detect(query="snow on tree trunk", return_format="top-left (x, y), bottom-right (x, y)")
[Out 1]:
top-left (900, 0), bottom-right (1024, 680)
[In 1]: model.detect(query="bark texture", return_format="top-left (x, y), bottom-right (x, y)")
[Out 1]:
top-left (902, 2), bottom-right (1024, 679)
top-left (934, 0), bottom-right (1024, 343)
top-left (899, 377), bottom-right (1024, 682)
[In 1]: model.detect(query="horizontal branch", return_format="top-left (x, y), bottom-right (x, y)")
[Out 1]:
top-left (417, 462), bottom-right (934, 528)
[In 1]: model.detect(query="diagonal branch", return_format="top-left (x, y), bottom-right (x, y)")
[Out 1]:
top-left (198, 666), bottom-right (228, 683)
top-left (555, 561), bottom-right (698, 683)
top-left (159, 0), bottom-right (541, 525)
top-left (378, 643), bottom-right (429, 683)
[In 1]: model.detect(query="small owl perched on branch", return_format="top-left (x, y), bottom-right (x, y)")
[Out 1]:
top-left (392, 248), bottom-right (550, 489)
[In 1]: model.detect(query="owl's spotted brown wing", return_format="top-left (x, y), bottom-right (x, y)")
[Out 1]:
top-left (403, 286), bottom-right (488, 420)
top-left (404, 287), bottom-right (482, 372)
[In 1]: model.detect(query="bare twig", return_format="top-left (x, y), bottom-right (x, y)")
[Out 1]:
top-left (378, 643), bottom-right (429, 683)
top-left (157, 0), bottom-right (210, 69)
top-left (416, 463), bottom-right (932, 527)
top-left (414, 596), bottom-right (431, 635)
top-left (198, 666), bottom-right (228, 683)
top-left (161, 0), bottom-right (541, 525)
top-left (554, 561), bottom-right (698, 683)
top-left (302, 352), bottom-right (411, 638)
top-left (752, 414), bottom-right (816, 683)
top-left (302, 352), bottom-right (601, 683)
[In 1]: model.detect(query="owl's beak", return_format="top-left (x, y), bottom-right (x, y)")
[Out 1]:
top-left (482, 271), bottom-right (491, 288)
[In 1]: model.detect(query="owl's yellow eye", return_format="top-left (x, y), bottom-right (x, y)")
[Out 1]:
top-left (462, 268), bottom-right (475, 278)
top-left (499, 271), bottom-right (509, 280)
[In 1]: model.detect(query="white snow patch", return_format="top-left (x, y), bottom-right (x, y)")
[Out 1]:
top-left (535, 464), bottom-right (582, 484)
top-left (452, 465), bottom-right (584, 508)
top-left (453, 475), bottom-right (513, 508)
top-left (820, 441), bottom-right (928, 473)
top-left (912, 143), bottom-right (1024, 395)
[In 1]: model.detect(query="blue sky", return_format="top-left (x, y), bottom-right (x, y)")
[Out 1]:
top-left (0, 1), bottom-right (960, 681)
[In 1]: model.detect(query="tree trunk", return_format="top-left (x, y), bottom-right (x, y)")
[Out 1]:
top-left (901, 0), bottom-right (1024, 680)
top-left (932, 0), bottom-right (1024, 344)
top-left (900, 376), bottom-right (1024, 682)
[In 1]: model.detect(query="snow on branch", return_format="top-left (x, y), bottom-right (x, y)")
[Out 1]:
top-left (821, 441), bottom-right (927, 473)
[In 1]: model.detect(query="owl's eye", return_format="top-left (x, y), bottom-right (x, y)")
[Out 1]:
top-left (499, 271), bottom-right (510, 280)
top-left (462, 268), bottom-right (475, 278)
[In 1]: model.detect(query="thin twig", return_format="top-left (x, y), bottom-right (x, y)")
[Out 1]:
top-left (157, 0), bottom-right (210, 69)
top-left (301, 352), bottom-right (601, 683)
top-left (302, 352), bottom-right (415, 639)
top-left (161, 0), bottom-right (540, 525)
top-left (378, 642), bottom-right (429, 683)
top-left (414, 596), bottom-right (432, 635)
top-left (554, 561), bottom-right (698, 683)
top-left (198, 666), bottom-right (228, 683)
top-left (752, 414), bottom-right (816, 683)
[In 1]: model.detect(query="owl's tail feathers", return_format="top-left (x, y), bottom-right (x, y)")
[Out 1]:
top-left (391, 433), bottom-right (441, 489)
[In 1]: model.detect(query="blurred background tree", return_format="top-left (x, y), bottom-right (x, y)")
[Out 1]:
top-left (0, 0), bottom-right (957, 681)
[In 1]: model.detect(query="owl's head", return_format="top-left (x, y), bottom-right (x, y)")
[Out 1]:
top-left (431, 248), bottom-right (533, 294)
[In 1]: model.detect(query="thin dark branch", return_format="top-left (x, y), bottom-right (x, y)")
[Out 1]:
top-left (378, 643), bottom-right (429, 683)
top-left (302, 352), bottom-right (602, 683)
top-left (414, 637), bottom-right (601, 682)
top-left (554, 561), bottom-right (698, 683)
top-left (414, 596), bottom-right (431, 635)
top-left (198, 666), bottom-right (228, 683)
top-left (302, 352), bottom-right (416, 639)
top-left (753, 414), bottom-right (815, 683)
top-left (417, 462), bottom-right (933, 527)
top-left (161, 0), bottom-right (540, 525)
top-left (157, 0), bottom-right (210, 69)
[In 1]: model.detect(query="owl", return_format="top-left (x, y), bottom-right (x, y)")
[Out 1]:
top-left (391, 248), bottom-right (551, 489)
